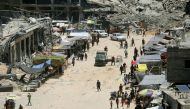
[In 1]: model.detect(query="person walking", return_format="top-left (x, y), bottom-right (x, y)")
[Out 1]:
top-left (87, 42), bottom-right (89, 51)
top-left (142, 38), bottom-right (145, 46)
top-left (120, 65), bottom-right (123, 75)
top-left (127, 95), bottom-right (131, 108)
top-left (116, 97), bottom-right (119, 108)
top-left (120, 41), bottom-right (123, 48)
top-left (96, 80), bottom-right (101, 91)
top-left (84, 53), bottom-right (87, 61)
top-left (127, 29), bottom-right (130, 38)
top-left (134, 47), bottom-right (138, 57)
top-left (104, 46), bottom-right (108, 53)
top-left (81, 53), bottom-right (84, 61)
top-left (119, 84), bottom-right (123, 95)
top-left (124, 49), bottom-right (128, 58)
top-left (123, 63), bottom-right (126, 73)
top-left (72, 57), bottom-right (75, 66)
top-left (96, 38), bottom-right (99, 45)
top-left (110, 100), bottom-right (113, 109)
top-left (27, 93), bottom-right (32, 106)
top-left (121, 96), bottom-right (125, 107)
top-left (142, 29), bottom-right (146, 37)
top-left (111, 56), bottom-right (115, 65)
top-left (124, 41), bottom-right (128, 49)
top-left (131, 38), bottom-right (135, 46)
top-left (140, 49), bottom-right (143, 56)
top-left (92, 41), bottom-right (94, 47)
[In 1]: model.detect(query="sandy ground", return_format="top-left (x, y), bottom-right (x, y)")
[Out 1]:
top-left (0, 32), bottom-right (153, 109)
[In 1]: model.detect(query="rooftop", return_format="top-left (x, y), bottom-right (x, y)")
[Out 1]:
top-left (0, 17), bottom-right (50, 46)
top-left (163, 88), bottom-right (190, 106)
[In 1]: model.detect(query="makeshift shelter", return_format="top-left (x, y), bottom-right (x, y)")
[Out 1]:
top-left (32, 55), bottom-right (65, 74)
top-left (138, 54), bottom-right (161, 68)
top-left (32, 55), bottom-right (64, 67)
top-left (68, 32), bottom-right (91, 40)
top-left (15, 63), bottom-right (44, 74)
top-left (139, 75), bottom-right (166, 86)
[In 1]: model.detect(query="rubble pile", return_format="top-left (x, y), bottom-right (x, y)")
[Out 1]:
top-left (94, 0), bottom-right (188, 29)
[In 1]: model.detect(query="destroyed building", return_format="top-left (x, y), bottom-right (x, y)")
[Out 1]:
top-left (167, 30), bottom-right (190, 83)
top-left (0, 17), bottom-right (51, 64)
top-left (0, 0), bottom-right (88, 22)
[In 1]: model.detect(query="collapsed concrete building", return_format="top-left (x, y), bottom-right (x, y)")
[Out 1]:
top-left (0, 0), bottom-right (87, 22)
top-left (0, 17), bottom-right (51, 64)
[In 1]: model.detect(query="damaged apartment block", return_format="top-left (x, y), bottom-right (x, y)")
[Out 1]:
top-left (0, 17), bottom-right (52, 64)
top-left (0, 0), bottom-right (85, 22)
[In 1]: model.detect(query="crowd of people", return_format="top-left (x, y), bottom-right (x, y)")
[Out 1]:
top-left (108, 28), bottom-right (149, 109)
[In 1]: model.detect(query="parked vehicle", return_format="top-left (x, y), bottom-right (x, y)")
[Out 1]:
top-left (110, 33), bottom-right (126, 41)
top-left (94, 50), bottom-right (108, 66)
top-left (93, 30), bottom-right (108, 37)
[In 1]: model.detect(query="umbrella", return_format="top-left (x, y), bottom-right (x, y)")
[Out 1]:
top-left (139, 89), bottom-right (153, 97)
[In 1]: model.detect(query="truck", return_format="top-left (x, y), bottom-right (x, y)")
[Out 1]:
top-left (94, 50), bottom-right (108, 66)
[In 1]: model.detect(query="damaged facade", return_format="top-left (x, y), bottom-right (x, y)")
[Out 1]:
top-left (0, 0), bottom-right (87, 22)
top-left (0, 17), bottom-right (51, 64)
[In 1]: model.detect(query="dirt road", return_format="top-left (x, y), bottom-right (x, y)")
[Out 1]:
top-left (0, 33), bottom-right (153, 109)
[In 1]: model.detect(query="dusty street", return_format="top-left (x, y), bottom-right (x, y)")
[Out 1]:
top-left (0, 33), bottom-right (153, 109)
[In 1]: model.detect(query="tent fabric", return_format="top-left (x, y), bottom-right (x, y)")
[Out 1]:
top-left (176, 85), bottom-right (190, 93)
top-left (137, 64), bottom-right (148, 72)
top-left (69, 32), bottom-right (91, 39)
top-left (45, 60), bottom-right (51, 65)
top-left (139, 54), bottom-right (161, 63)
top-left (139, 75), bottom-right (166, 85)
top-left (15, 63), bottom-right (44, 74)
top-left (20, 65), bottom-right (44, 74)
top-left (32, 63), bottom-right (45, 69)
top-left (144, 35), bottom-right (164, 51)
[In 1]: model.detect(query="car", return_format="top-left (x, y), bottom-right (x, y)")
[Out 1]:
top-left (94, 50), bottom-right (108, 66)
top-left (93, 30), bottom-right (108, 37)
top-left (110, 33), bottom-right (126, 41)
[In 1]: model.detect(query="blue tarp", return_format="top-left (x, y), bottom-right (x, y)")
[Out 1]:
top-left (176, 85), bottom-right (190, 93)
top-left (19, 64), bottom-right (44, 74)
top-left (32, 63), bottom-right (45, 69)
top-left (139, 75), bottom-right (166, 85)
top-left (45, 60), bottom-right (51, 65)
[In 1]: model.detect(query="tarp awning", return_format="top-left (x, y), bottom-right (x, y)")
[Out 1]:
top-left (176, 85), bottom-right (190, 93)
top-left (32, 63), bottom-right (45, 69)
top-left (137, 64), bottom-right (148, 72)
top-left (139, 75), bottom-right (166, 85)
top-left (17, 64), bottom-right (44, 74)
top-left (139, 54), bottom-right (161, 63)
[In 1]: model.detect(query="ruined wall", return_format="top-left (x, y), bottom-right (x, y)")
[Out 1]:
top-left (167, 46), bottom-right (190, 83)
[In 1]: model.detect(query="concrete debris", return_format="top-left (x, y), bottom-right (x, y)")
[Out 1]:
top-left (91, 0), bottom-right (189, 30)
